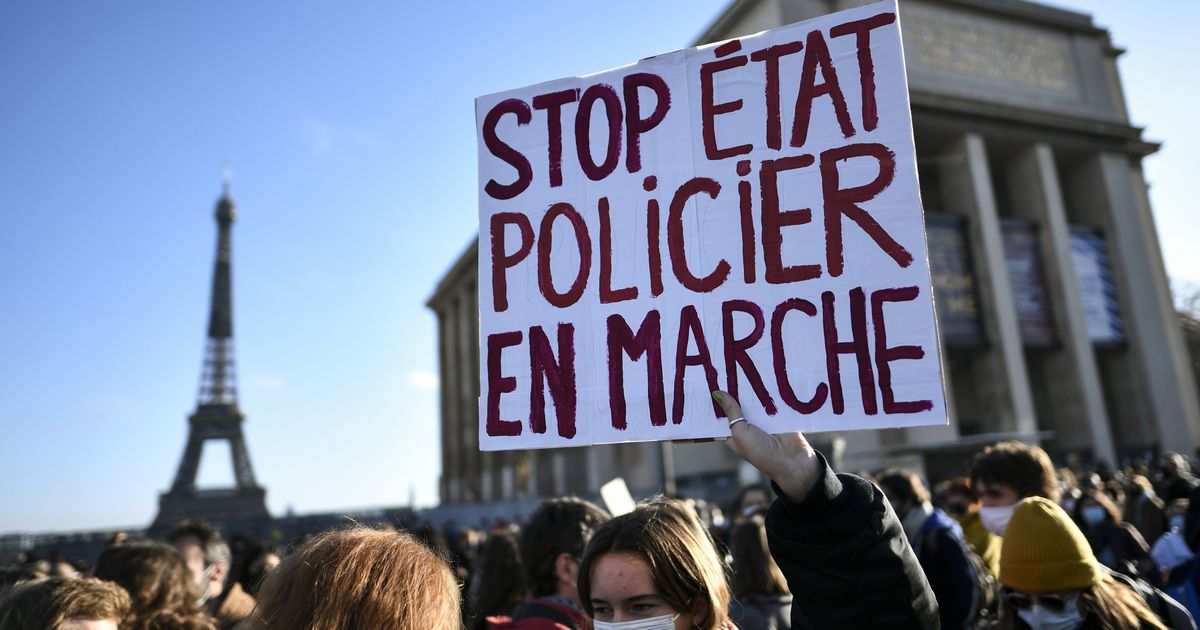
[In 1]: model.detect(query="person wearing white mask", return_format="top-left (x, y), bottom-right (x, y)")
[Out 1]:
top-left (578, 496), bottom-right (734, 630)
top-left (969, 441), bottom-right (1062, 537)
top-left (997, 497), bottom-right (1191, 630)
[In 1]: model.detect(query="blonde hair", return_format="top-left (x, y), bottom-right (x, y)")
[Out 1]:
top-left (579, 497), bottom-right (731, 629)
top-left (251, 527), bottom-right (461, 630)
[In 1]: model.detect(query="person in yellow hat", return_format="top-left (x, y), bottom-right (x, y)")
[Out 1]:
top-left (998, 497), bottom-right (1192, 629)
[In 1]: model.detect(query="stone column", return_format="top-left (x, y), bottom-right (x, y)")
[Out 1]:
top-left (938, 133), bottom-right (1038, 437)
top-left (553, 451), bottom-right (567, 496)
top-left (436, 308), bottom-right (455, 502)
top-left (1094, 153), bottom-right (1200, 451)
top-left (456, 290), bottom-right (479, 501)
top-left (1006, 144), bottom-right (1116, 463)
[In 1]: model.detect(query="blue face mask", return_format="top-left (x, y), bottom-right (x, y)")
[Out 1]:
top-left (1081, 505), bottom-right (1107, 526)
top-left (1170, 515), bottom-right (1186, 532)
top-left (593, 613), bottom-right (679, 630)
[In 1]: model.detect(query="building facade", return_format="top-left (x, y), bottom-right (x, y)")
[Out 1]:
top-left (430, 0), bottom-right (1200, 505)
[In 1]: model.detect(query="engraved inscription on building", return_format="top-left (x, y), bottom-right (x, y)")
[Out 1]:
top-left (902, 4), bottom-right (1071, 93)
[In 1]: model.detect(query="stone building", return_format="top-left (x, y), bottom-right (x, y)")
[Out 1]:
top-left (429, 0), bottom-right (1200, 506)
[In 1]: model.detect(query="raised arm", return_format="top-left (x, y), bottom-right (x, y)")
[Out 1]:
top-left (713, 390), bottom-right (939, 629)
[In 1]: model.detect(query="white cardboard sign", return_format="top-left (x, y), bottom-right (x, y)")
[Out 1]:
top-left (476, 0), bottom-right (946, 451)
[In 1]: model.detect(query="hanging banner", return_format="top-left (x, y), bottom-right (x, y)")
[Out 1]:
top-left (476, 0), bottom-right (947, 450)
top-left (1001, 219), bottom-right (1056, 346)
top-left (926, 212), bottom-right (986, 347)
top-left (1070, 227), bottom-right (1124, 344)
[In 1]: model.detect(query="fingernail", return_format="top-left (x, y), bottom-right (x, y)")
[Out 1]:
top-left (711, 391), bottom-right (724, 403)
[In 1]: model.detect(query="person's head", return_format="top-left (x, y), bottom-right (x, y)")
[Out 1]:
top-left (998, 497), bottom-right (1165, 630)
top-left (250, 527), bottom-right (459, 630)
top-left (50, 561), bottom-right (80, 580)
top-left (521, 497), bottom-right (610, 603)
top-left (579, 497), bottom-right (730, 630)
top-left (166, 521), bottom-right (230, 603)
top-left (1073, 490), bottom-right (1121, 530)
top-left (728, 515), bottom-right (787, 599)
top-left (876, 469), bottom-right (931, 519)
top-left (241, 546), bottom-right (281, 598)
top-left (733, 484), bottom-right (771, 522)
top-left (92, 541), bottom-right (211, 630)
top-left (1126, 474), bottom-right (1154, 497)
top-left (971, 441), bottom-right (1060, 536)
top-left (1157, 452), bottom-right (1188, 479)
top-left (934, 477), bottom-right (978, 518)
top-left (472, 524), bottom-right (527, 618)
top-left (0, 577), bottom-right (130, 630)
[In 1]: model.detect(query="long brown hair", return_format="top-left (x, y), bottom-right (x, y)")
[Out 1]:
top-left (579, 497), bottom-right (731, 629)
top-left (92, 541), bottom-right (215, 630)
top-left (1081, 579), bottom-right (1167, 630)
top-left (472, 525), bottom-right (527, 628)
top-left (729, 516), bottom-right (788, 599)
top-left (250, 526), bottom-right (461, 630)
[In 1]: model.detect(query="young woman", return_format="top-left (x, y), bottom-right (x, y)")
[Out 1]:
top-left (578, 496), bottom-right (733, 630)
top-left (996, 497), bottom-right (1184, 630)
top-left (92, 541), bottom-right (216, 630)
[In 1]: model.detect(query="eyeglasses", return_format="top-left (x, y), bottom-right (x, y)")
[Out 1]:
top-left (1003, 589), bottom-right (1073, 612)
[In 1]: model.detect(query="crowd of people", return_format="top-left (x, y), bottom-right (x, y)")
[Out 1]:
top-left (3, 391), bottom-right (1200, 629)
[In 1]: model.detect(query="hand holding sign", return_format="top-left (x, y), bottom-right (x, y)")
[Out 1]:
top-left (713, 390), bottom-right (821, 501)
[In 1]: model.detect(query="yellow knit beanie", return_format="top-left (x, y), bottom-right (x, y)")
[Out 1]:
top-left (999, 497), bottom-right (1105, 591)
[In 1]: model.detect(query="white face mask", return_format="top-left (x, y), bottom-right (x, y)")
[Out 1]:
top-left (979, 503), bottom-right (1018, 536)
top-left (1016, 595), bottom-right (1083, 630)
top-left (593, 613), bottom-right (679, 630)
top-left (195, 563), bottom-right (216, 606)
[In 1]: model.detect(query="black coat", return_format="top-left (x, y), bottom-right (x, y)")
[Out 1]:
top-left (915, 512), bottom-right (976, 630)
top-left (764, 454), bottom-right (940, 629)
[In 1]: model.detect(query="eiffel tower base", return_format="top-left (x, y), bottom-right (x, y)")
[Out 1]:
top-left (149, 487), bottom-right (270, 537)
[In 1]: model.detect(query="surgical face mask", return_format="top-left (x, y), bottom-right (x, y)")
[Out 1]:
top-left (195, 563), bottom-right (216, 606)
top-left (593, 613), bottom-right (679, 630)
top-left (1015, 594), bottom-right (1084, 630)
top-left (1171, 515), bottom-right (1186, 531)
top-left (1081, 506), bottom-right (1107, 526)
top-left (979, 503), bottom-right (1017, 536)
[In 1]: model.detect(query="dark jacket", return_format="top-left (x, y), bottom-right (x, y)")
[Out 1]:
top-left (916, 509), bottom-right (976, 630)
top-left (731, 593), bottom-right (792, 630)
top-left (764, 454), bottom-right (939, 629)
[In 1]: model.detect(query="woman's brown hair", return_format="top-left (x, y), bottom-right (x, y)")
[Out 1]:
top-left (729, 515), bottom-right (788, 599)
top-left (250, 526), bottom-right (461, 630)
top-left (92, 541), bottom-right (215, 630)
top-left (1081, 579), bottom-right (1168, 630)
top-left (578, 497), bottom-right (731, 629)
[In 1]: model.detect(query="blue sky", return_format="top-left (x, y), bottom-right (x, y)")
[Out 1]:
top-left (1, 1), bottom-right (1195, 533)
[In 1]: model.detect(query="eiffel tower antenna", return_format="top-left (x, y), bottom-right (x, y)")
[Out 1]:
top-left (151, 177), bottom-right (269, 532)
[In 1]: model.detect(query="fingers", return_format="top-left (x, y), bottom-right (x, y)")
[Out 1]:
top-left (711, 390), bottom-right (743, 421)
top-left (711, 390), bottom-right (765, 462)
top-left (711, 389), bottom-right (821, 501)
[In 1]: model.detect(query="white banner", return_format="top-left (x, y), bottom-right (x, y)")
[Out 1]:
top-left (476, 0), bottom-right (946, 451)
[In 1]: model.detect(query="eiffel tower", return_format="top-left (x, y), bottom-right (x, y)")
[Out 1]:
top-left (151, 179), bottom-right (269, 532)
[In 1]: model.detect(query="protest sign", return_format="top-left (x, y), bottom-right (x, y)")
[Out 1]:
top-left (476, 0), bottom-right (946, 451)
